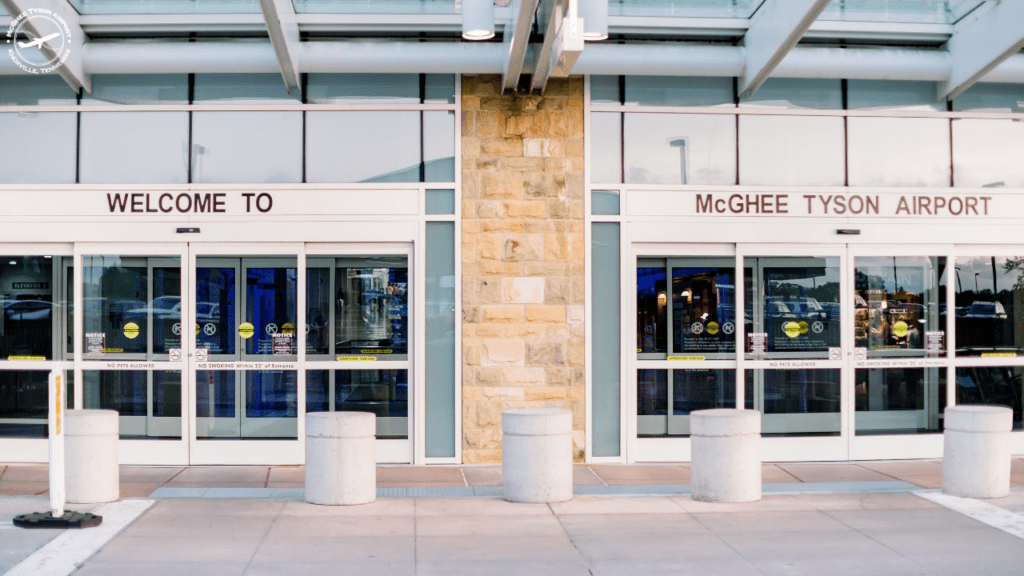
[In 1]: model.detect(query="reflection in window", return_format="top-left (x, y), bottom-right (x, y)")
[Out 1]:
top-left (0, 371), bottom-right (49, 438)
top-left (192, 112), bottom-right (303, 183)
top-left (855, 256), bottom-right (946, 356)
top-left (953, 119), bottom-right (1024, 188)
top-left (746, 369), bottom-right (841, 436)
top-left (957, 366), bottom-right (1023, 430)
top-left (83, 370), bottom-right (181, 439)
top-left (590, 112), bottom-right (623, 184)
top-left (739, 116), bottom-right (845, 186)
top-left (624, 76), bottom-right (734, 108)
top-left (306, 370), bottom-right (408, 438)
top-left (0, 113), bottom-right (77, 184)
top-left (83, 257), bottom-right (149, 356)
top-left (848, 118), bottom-right (951, 187)
top-left (672, 266), bottom-right (736, 355)
top-left (246, 266), bottom-right (297, 356)
top-left (748, 258), bottom-right (840, 356)
top-left (80, 112), bottom-right (189, 184)
top-left (954, 256), bottom-right (1024, 357)
top-left (196, 266), bottom-right (236, 356)
top-left (855, 368), bottom-right (945, 435)
top-left (637, 265), bottom-right (667, 354)
top-left (624, 114), bottom-right (736, 185)
top-left (1, 257), bottom-right (55, 360)
top-left (637, 369), bottom-right (736, 437)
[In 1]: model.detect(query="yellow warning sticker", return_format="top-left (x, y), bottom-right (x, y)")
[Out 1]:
top-left (105, 348), bottom-right (124, 353)
top-left (8, 356), bottom-right (46, 361)
top-left (706, 321), bottom-right (719, 336)
top-left (667, 356), bottom-right (706, 361)
top-left (337, 356), bottom-right (376, 361)
top-left (196, 323), bottom-right (200, 335)
top-left (892, 320), bottom-right (909, 338)
top-left (798, 320), bottom-right (809, 335)
top-left (282, 322), bottom-right (295, 334)
top-left (360, 349), bottom-right (393, 354)
top-left (123, 322), bottom-right (140, 339)
top-left (55, 375), bottom-right (61, 435)
top-left (238, 322), bottom-right (255, 339)
top-left (982, 352), bottom-right (1017, 358)
top-left (783, 322), bottom-right (801, 338)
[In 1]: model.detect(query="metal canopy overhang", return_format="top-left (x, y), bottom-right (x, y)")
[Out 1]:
top-left (0, 0), bottom-right (90, 92)
top-left (938, 1), bottom-right (1024, 101)
top-left (738, 0), bottom-right (830, 97)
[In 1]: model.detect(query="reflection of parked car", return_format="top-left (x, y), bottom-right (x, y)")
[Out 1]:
top-left (785, 298), bottom-right (826, 320)
top-left (764, 298), bottom-right (795, 319)
top-left (964, 301), bottom-right (1007, 319)
top-left (196, 302), bottom-right (221, 323)
top-left (126, 296), bottom-right (181, 323)
top-left (4, 299), bottom-right (56, 321)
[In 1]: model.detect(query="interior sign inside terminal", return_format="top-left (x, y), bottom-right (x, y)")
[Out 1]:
top-left (693, 193), bottom-right (995, 217)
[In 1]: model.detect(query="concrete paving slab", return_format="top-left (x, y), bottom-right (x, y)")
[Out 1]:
top-left (266, 466), bottom-right (304, 483)
top-left (825, 507), bottom-right (987, 530)
top-left (146, 499), bottom-right (286, 517)
top-left (570, 533), bottom-right (741, 562)
top-left (415, 497), bottom-right (550, 516)
top-left (693, 510), bottom-right (851, 533)
top-left (901, 475), bottom-right (942, 489)
top-left (588, 559), bottom-right (765, 576)
top-left (279, 498), bottom-right (415, 517)
top-left (776, 464), bottom-right (895, 483)
top-left (416, 514), bottom-right (567, 537)
top-left (0, 527), bottom-right (65, 574)
top-left (670, 494), bottom-right (816, 513)
top-left (794, 491), bottom-right (942, 511)
top-left (715, 528), bottom-right (897, 559)
top-left (167, 467), bottom-right (269, 484)
top-left (555, 512), bottom-right (710, 536)
top-left (861, 526), bottom-right (1024, 555)
top-left (91, 536), bottom-right (265, 563)
top-left (550, 496), bottom-right (686, 515)
top-left (573, 466), bottom-right (605, 485)
top-left (119, 467), bottom-right (185, 484)
top-left (73, 562), bottom-right (249, 576)
top-left (121, 513), bottom-right (275, 538)
top-left (0, 466), bottom-right (48, 482)
top-left (590, 464), bottom-right (689, 485)
top-left (761, 464), bottom-right (801, 483)
top-left (415, 536), bottom-right (578, 563)
top-left (417, 560), bottom-right (591, 576)
top-left (266, 514), bottom-right (414, 538)
top-left (377, 466), bottom-right (465, 484)
top-left (243, 561), bottom-right (416, 576)
top-left (895, 551), bottom-right (1024, 576)
top-left (251, 536), bottom-right (415, 563)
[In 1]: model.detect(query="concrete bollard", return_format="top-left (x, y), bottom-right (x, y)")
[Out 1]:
top-left (943, 405), bottom-right (1013, 499)
top-left (690, 408), bottom-right (761, 503)
top-left (65, 409), bottom-right (120, 504)
top-left (502, 409), bottom-right (573, 503)
top-left (305, 412), bottom-right (376, 505)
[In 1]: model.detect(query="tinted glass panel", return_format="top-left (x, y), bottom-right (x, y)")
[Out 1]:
top-left (590, 112), bottom-right (622, 184)
top-left (953, 119), bottom-right (1024, 188)
top-left (855, 256), bottom-right (946, 357)
top-left (739, 116), bottom-right (845, 186)
top-left (0, 371), bottom-right (49, 438)
top-left (306, 369), bottom-right (409, 438)
top-left (625, 76), bottom-right (734, 108)
top-left (192, 111), bottom-right (303, 183)
top-left (747, 369), bottom-right (841, 436)
top-left (954, 256), bottom-right (1024, 357)
top-left (957, 366), bottom-right (1023, 430)
top-left (855, 367), bottom-right (945, 435)
top-left (637, 265), bottom-right (667, 354)
top-left (80, 112), bottom-right (189, 184)
top-left (0, 113), bottom-right (77, 184)
top-left (848, 118), bottom-right (951, 187)
top-left (625, 113), bottom-right (736, 185)
top-left (1, 257), bottom-right (55, 360)
top-left (306, 111), bottom-right (420, 183)
top-left (672, 266), bottom-right (737, 355)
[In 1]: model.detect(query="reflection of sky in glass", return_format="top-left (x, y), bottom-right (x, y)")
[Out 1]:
top-left (293, 0), bottom-right (455, 14)
top-left (739, 116), bottom-right (844, 186)
top-left (625, 113), bottom-right (736, 185)
top-left (819, 0), bottom-right (984, 24)
top-left (953, 120), bottom-right (1024, 188)
top-left (848, 117), bottom-right (951, 187)
top-left (611, 0), bottom-right (765, 18)
top-left (590, 113), bottom-right (623, 184)
top-left (68, 0), bottom-right (259, 14)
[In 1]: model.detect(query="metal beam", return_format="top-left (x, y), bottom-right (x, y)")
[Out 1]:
top-left (530, 0), bottom-right (582, 92)
top-left (258, 0), bottom-right (301, 94)
top-left (738, 0), bottom-right (829, 98)
top-left (501, 0), bottom-right (540, 92)
top-left (938, 1), bottom-right (1024, 101)
top-left (0, 0), bottom-right (89, 93)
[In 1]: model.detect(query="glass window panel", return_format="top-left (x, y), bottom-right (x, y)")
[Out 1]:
top-left (192, 111), bottom-right (303, 183)
top-left (246, 264), bottom-right (297, 356)
top-left (954, 256), bottom-right (1024, 357)
top-left (855, 367), bottom-right (945, 434)
top-left (957, 366), bottom-right (1023, 430)
top-left (592, 223), bottom-right (621, 455)
top-left (590, 112), bottom-right (622, 184)
top-left (637, 369), bottom-right (736, 437)
top-left (193, 73), bottom-right (298, 103)
top-left (848, 118), bottom-right (951, 187)
top-left (952, 84), bottom-right (1024, 113)
top-left (336, 257), bottom-right (408, 356)
top-left (69, 0), bottom-right (259, 14)
top-left (625, 76), bottom-right (734, 108)
top-left (151, 265), bottom-right (181, 355)
top-left (746, 369), bottom-right (841, 436)
top-left (672, 265), bottom-right (737, 356)
top-left (625, 113), bottom-right (736, 185)
top-left (81, 74), bottom-right (189, 105)
top-left (739, 78), bottom-right (843, 110)
top-left (80, 112), bottom-right (189, 184)
top-left (83, 257), bottom-right (152, 356)
top-left (611, 0), bottom-right (763, 18)
top-left (637, 264), bottom-right (667, 354)
top-left (307, 73), bottom-right (419, 104)
top-left (424, 110), bottom-right (456, 182)
top-left (426, 223), bottom-right (455, 455)
top-left (0, 113), bottom-right (77, 184)
top-left (0, 75), bottom-right (77, 105)
top-left (1, 256), bottom-right (55, 360)
top-left (306, 267), bottom-right (331, 356)
top-left (591, 76), bottom-right (621, 105)
top-left (855, 256), bottom-right (946, 357)
top-left (293, 0), bottom-right (456, 14)
top-left (749, 258), bottom-right (840, 356)
top-left (306, 111), bottom-right (420, 183)
top-left (953, 119), bottom-right (1024, 188)
top-left (196, 370), bottom-right (236, 421)
top-left (83, 370), bottom-right (182, 439)
top-left (739, 116), bottom-right (845, 186)
top-left (246, 371), bottom-right (297, 418)
top-left (637, 369), bottom-right (667, 416)
top-left (819, 0), bottom-right (983, 24)
top-left (196, 266), bottom-right (236, 356)
top-left (846, 80), bottom-right (945, 111)
top-left (424, 74), bottom-right (456, 104)
top-left (592, 190), bottom-right (620, 215)
top-left (426, 189), bottom-right (456, 214)
top-left (305, 370), bottom-right (408, 438)
top-left (0, 371), bottom-right (49, 438)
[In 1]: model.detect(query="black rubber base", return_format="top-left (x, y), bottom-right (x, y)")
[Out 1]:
top-left (13, 511), bottom-right (103, 529)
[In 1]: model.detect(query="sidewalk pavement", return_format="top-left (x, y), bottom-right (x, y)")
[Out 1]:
top-left (3, 460), bottom-right (1024, 576)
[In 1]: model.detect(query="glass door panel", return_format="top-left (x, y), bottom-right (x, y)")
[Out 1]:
top-left (745, 256), bottom-right (842, 437)
top-left (853, 255), bottom-right (946, 435)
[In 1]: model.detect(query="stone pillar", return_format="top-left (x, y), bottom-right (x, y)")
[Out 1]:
top-left (690, 409), bottom-right (761, 503)
top-left (305, 412), bottom-right (376, 505)
top-left (65, 409), bottom-right (119, 504)
top-left (502, 408), bottom-right (573, 503)
top-left (943, 405), bottom-right (1012, 499)
top-left (461, 76), bottom-right (585, 463)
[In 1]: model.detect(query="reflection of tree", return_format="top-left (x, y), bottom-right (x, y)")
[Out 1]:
top-left (1003, 257), bottom-right (1024, 291)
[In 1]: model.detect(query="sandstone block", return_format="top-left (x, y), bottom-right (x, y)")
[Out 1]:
top-left (480, 305), bottom-right (522, 324)
top-left (503, 277), bottom-right (545, 304)
top-left (482, 338), bottom-right (526, 366)
top-left (526, 305), bottom-right (565, 324)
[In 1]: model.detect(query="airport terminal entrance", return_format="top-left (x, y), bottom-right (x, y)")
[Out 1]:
top-left (632, 242), bottom-right (1024, 462)
top-left (0, 242), bottom-right (413, 465)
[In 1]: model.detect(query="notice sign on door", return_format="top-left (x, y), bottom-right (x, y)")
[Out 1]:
top-left (272, 333), bottom-right (294, 355)
top-left (926, 331), bottom-right (944, 355)
top-left (748, 333), bottom-right (767, 356)
top-left (86, 333), bottom-right (105, 355)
